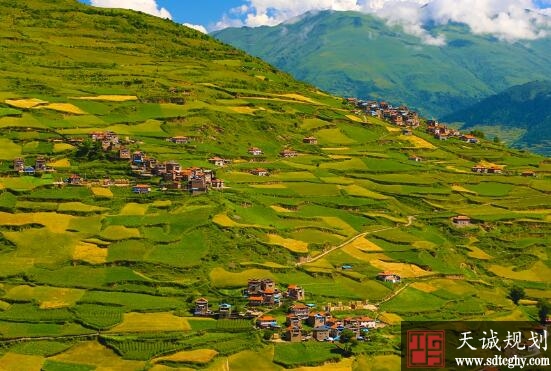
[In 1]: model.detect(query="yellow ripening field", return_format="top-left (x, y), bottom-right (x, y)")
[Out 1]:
top-left (3, 285), bottom-right (85, 309)
top-left (120, 202), bottom-right (149, 215)
top-left (267, 234), bottom-right (309, 253)
top-left (37, 103), bottom-right (87, 114)
top-left (488, 262), bottom-right (551, 282)
top-left (108, 312), bottom-right (191, 333)
top-left (0, 353), bottom-right (44, 371)
top-left (270, 205), bottom-right (295, 212)
top-left (399, 134), bottom-right (436, 149)
top-left (72, 241), bottom-right (108, 264)
top-left (0, 211), bottom-right (73, 233)
top-left (210, 267), bottom-right (275, 288)
top-left (293, 358), bottom-right (354, 371)
top-left (72, 95), bottom-right (138, 101)
top-left (346, 114), bottom-right (364, 122)
top-left (91, 187), bottom-right (114, 198)
top-left (48, 158), bottom-right (71, 168)
top-left (51, 342), bottom-right (145, 370)
top-left (53, 143), bottom-right (75, 152)
top-left (230, 106), bottom-right (258, 114)
top-left (154, 349), bottom-right (218, 364)
top-left (369, 259), bottom-right (433, 278)
top-left (4, 98), bottom-right (47, 109)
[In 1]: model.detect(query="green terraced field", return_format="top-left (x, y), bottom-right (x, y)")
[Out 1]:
top-left (0, 0), bottom-right (550, 369)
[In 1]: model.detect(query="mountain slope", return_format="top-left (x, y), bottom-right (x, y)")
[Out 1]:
top-left (213, 11), bottom-right (551, 118)
top-left (1, 1), bottom-right (551, 369)
top-left (443, 80), bottom-right (551, 154)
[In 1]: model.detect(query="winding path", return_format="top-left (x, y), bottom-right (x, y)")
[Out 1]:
top-left (297, 216), bottom-right (415, 266)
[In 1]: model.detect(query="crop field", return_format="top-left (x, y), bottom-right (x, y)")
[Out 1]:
top-left (0, 1), bottom-right (549, 369)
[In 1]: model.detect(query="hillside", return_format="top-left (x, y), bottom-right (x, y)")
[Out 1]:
top-left (443, 80), bottom-right (551, 155)
top-left (213, 11), bottom-right (551, 118)
top-left (1, 1), bottom-right (551, 370)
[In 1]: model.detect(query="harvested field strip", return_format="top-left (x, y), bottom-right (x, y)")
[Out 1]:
top-left (267, 234), bottom-right (309, 253)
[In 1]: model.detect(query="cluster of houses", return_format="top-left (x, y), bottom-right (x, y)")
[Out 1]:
top-left (347, 99), bottom-right (485, 146)
top-left (471, 164), bottom-right (503, 174)
top-left (246, 279), bottom-right (305, 307)
top-left (347, 98), bottom-right (420, 128)
top-left (193, 298), bottom-right (235, 319)
top-left (12, 156), bottom-right (53, 175)
top-left (261, 305), bottom-right (378, 342)
top-left (130, 151), bottom-right (224, 194)
top-left (89, 130), bottom-right (125, 151)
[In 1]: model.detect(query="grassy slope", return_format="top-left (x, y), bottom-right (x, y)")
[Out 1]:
top-left (0, 1), bottom-right (550, 369)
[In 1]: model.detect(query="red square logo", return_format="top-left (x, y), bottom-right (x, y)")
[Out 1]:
top-left (407, 330), bottom-right (445, 368)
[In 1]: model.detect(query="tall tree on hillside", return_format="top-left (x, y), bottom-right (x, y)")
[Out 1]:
top-left (537, 300), bottom-right (551, 324)
top-left (508, 286), bottom-right (525, 305)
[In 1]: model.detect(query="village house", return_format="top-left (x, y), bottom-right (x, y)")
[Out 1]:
top-left (286, 314), bottom-right (302, 327)
top-left (67, 174), bottom-right (82, 185)
top-left (132, 151), bottom-right (145, 164)
top-left (165, 161), bottom-right (181, 175)
top-left (280, 149), bottom-right (298, 158)
top-left (461, 134), bottom-right (479, 144)
top-left (13, 158), bottom-right (24, 172)
top-left (248, 147), bottom-right (263, 156)
top-left (376, 271), bottom-right (401, 283)
top-left (487, 166), bottom-right (503, 174)
top-left (256, 315), bottom-right (278, 329)
top-left (303, 136), bottom-right (318, 144)
top-left (402, 129), bottom-right (413, 136)
top-left (35, 156), bottom-right (47, 171)
top-left (313, 326), bottom-right (331, 341)
top-left (132, 184), bottom-right (151, 194)
top-left (286, 284), bottom-right (305, 301)
top-left (211, 178), bottom-right (225, 189)
top-left (188, 177), bottom-right (208, 195)
top-left (194, 298), bottom-right (210, 316)
top-left (246, 279), bottom-right (281, 307)
top-left (250, 168), bottom-right (269, 176)
top-left (168, 136), bottom-right (190, 144)
top-left (290, 303), bottom-right (310, 320)
top-left (452, 215), bottom-right (471, 227)
top-left (218, 303), bottom-right (232, 319)
top-left (521, 170), bottom-right (536, 177)
top-left (357, 316), bottom-right (377, 329)
top-left (285, 325), bottom-right (302, 342)
top-left (308, 312), bottom-right (329, 328)
top-left (471, 165), bottom-right (487, 173)
top-left (409, 156), bottom-right (423, 162)
top-left (119, 148), bottom-right (131, 160)
top-left (248, 296), bottom-right (264, 307)
top-left (23, 166), bottom-right (35, 175)
top-left (208, 157), bottom-right (227, 167)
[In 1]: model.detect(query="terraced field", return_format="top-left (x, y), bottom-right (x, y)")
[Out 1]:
top-left (0, 0), bottom-right (550, 369)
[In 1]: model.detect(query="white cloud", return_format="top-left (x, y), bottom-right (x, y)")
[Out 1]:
top-left (215, 0), bottom-right (551, 44)
top-left (90, 0), bottom-right (172, 19)
top-left (183, 23), bottom-right (208, 34)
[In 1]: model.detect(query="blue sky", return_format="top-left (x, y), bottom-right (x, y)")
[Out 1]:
top-left (79, 0), bottom-right (551, 41)
top-left (79, 0), bottom-right (243, 30)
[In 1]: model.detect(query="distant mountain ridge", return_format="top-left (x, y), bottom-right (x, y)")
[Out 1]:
top-left (443, 80), bottom-right (551, 154)
top-left (213, 11), bottom-right (551, 118)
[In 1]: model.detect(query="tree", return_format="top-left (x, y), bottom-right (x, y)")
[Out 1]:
top-left (509, 286), bottom-right (525, 305)
top-left (537, 300), bottom-right (551, 324)
top-left (263, 329), bottom-right (275, 341)
top-left (493, 136), bottom-right (501, 144)
top-left (470, 130), bottom-right (485, 139)
top-left (339, 329), bottom-right (358, 355)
